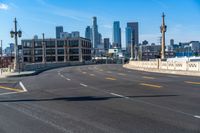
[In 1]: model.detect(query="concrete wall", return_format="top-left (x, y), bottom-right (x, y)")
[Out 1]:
top-left (128, 60), bottom-right (200, 72)
top-left (22, 61), bottom-right (93, 71)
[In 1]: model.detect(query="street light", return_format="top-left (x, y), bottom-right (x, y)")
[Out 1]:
top-left (10, 18), bottom-right (22, 72)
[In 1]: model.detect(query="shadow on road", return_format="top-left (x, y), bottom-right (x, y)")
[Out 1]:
top-left (0, 95), bottom-right (179, 103)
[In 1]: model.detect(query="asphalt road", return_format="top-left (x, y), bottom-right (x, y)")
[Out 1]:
top-left (0, 64), bottom-right (199, 133)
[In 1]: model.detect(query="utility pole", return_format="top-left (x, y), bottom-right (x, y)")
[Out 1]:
top-left (130, 31), bottom-right (134, 61)
top-left (10, 18), bottom-right (22, 72)
top-left (1, 40), bottom-right (2, 68)
top-left (42, 33), bottom-right (46, 63)
top-left (10, 43), bottom-right (13, 63)
top-left (160, 12), bottom-right (167, 60)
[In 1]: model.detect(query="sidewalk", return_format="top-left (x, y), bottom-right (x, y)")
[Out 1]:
top-left (0, 71), bottom-right (36, 78)
top-left (124, 64), bottom-right (200, 77)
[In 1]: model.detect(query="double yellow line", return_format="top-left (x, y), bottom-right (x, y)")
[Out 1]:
top-left (0, 85), bottom-right (23, 92)
top-left (140, 83), bottom-right (162, 88)
top-left (185, 81), bottom-right (200, 85)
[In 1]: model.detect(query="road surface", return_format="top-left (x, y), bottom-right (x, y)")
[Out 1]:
top-left (0, 64), bottom-right (199, 133)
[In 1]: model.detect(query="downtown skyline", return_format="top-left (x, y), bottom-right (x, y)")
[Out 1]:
top-left (0, 0), bottom-right (200, 48)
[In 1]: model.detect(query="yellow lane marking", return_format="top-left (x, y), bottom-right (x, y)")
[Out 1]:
top-left (106, 77), bottom-right (117, 81)
top-left (90, 74), bottom-right (95, 76)
top-left (168, 75), bottom-right (180, 78)
top-left (185, 81), bottom-right (200, 85)
top-left (140, 83), bottom-right (162, 88)
top-left (118, 73), bottom-right (127, 76)
top-left (0, 85), bottom-right (23, 92)
top-left (99, 69), bottom-right (104, 71)
top-left (142, 76), bottom-right (155, 80)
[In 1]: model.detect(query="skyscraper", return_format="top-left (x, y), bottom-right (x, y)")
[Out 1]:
top-left (56, 26), bottom-right (63, 39)
top-left (92, 17), bottom-right (99, 48)
top-left (170, 39), bottom-right (174, 46)
top-left (71, 31), bottom-right (80, 38)
top-left (126, 22), bottom-right (139, 47)
top-left (104, 38), bottom-right (110, 51)
top-left (85, 26), bottom-right (93, 41)
top-left (98, 33), bottom-right (102, 46)
top-left (113, 21), bottom-right (121, 48)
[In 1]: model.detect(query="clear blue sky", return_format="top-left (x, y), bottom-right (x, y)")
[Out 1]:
top-left (0, 0), bottom-right (200, 48)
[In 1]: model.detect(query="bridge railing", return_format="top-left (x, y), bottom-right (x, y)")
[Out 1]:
top-left (129, 60), bottom-right (200, 72)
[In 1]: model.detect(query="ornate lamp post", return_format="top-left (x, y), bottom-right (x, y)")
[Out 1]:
top-left (10, 18), bottom-right (22, 72)
top-left (160, 13), bottom-right (167, 60)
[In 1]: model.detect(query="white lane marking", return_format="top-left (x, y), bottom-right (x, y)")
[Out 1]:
top-left (110, 93), bottom-right (129, 99)
top-left (80, 83), bottom-right (88, 87)
top-left (87, 85), bottom-right (198, 119)
top-left (0, 92), bottom-right (19, 96)
top-left (107, 71), bottom-right (112, 73)
top-left (90, 74), bottom-right (95, 76)
top-left (194, 115), bottom-right (200, 119)
top-left (65, 78), bottom-right (71, 81)
top-left (58, 71), bottom-right (71, 81)
top-left (19, 81), bottom-right (28, 92)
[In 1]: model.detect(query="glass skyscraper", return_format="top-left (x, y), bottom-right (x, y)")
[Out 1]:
top-left (92, 17), bottom-right (99, 48)
top-left (113, 21), bottom-right (121, 48)
top-left (56, 26), bottom-right (63, 39)
top-left (85, 26), bottom-right (93, 41)
top-left (126, 22), bottom-right (139, 47)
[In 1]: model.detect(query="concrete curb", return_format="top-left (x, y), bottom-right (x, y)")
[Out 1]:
top-left (124, 64), bottom-right (200, 77)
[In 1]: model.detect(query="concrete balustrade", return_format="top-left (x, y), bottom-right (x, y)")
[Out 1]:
top-left (128, 60), bottom-right (200, 72)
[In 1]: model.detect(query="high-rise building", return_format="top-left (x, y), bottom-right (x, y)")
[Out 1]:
top-left (3, 43), bottom-right (14, 56)
top-left (126, 22), bottom-right (139, 47)
top-left (56, 26), bottom-right (63, 39)
top-left (71, 31), bottom-right (80, 38)
top-left (104, 38), bottom-right (110, 51)
top-left (60, 31), bottom-right (80, 39)
top-left (142, 40), bottom-right (148, 45)
top-left (170, 39), bottom-right (174, 46)
top-left (60, 32), bottom-right (71, 38)
top-left (98, 33), bottom-right (102, 45)
top-left (92, 17), bottom-right (99, 48)
top-left (85, 26), bottom-right (93, 41)
top-left (113, 21), bottom-right (121, 48)
top-left (125, 27), bottom-right (132, 48)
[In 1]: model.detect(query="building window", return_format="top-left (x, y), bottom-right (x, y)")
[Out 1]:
top-left (69, 49), bottom-right (79, 54)
top-left (83, 56), bottom-right (91, 61)
top-left (35, 57), bottom-right (42, 62)
top-left (23, 57), bottom-right (32, 62)
top-left (34, 41), bottom-right (42, 48)
top-left (69, 40), bottom-right (79, 47)
top-left (23, 57), bottom-right (28, 62)
top-left (23, 42), bottom-right (32, 48)
top-left (46, 40), bottom-right (55, 48)
top-left (57, 49), bottom-right (64, 55)
top-left (23, 50), bottom-right (31, 55)
top-left (46, 56), bottom-right (55, 62)
top-left (46, 49), bottom-right (55, 55)
top-left (35, 50), bottom-right (43, 55)
top-left (57, 40), bottom-right (64, 47)
top-left (58, 56), bottom-right (64, 61)
top-left (70, 56), bottom-right (79, 61)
